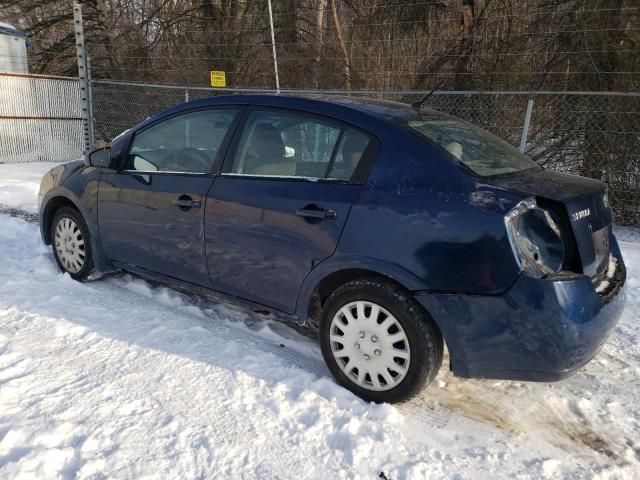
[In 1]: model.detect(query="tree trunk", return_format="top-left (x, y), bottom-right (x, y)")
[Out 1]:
top-left (329, 0), bottom-right (351, 89)
top-left (454, 0), bottom-right (474, 90)
top-left (313, 0), bottom-right (326, 88)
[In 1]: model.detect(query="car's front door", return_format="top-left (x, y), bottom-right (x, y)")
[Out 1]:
top-left (98, 107), bottom-right (241, 286)
top-left (205, 108), bottom-right (377, 313)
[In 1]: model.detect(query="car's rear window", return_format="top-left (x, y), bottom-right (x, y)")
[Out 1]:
top-left (403, 117), bottom-right (541, 177)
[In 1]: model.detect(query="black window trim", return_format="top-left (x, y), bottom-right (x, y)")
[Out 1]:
top-left (120, 105), bottom-right (247, 176)
top-left (219, 105), bottom-right (380, 185)
top-left (324, 129), bottom-right (346, 179)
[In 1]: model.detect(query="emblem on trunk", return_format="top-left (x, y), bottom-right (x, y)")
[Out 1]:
top-left (571, 208), bottom-right (591, 222)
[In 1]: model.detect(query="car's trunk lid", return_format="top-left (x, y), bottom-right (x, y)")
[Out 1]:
top-left (486, 168), bottom-right (612, 278)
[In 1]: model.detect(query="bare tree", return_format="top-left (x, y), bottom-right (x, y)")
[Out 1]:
top-left (328, 0), bottom-right (350, 89)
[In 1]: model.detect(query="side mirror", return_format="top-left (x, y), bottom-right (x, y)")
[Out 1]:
top-left (84, 147), bottom-right (111, 168)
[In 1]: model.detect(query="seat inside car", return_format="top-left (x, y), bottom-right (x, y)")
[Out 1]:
top-left (242, 123), bottom-right (296, 176)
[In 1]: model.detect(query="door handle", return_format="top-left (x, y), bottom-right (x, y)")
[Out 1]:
top-left (296, 207), bottom-right (337, 219)
top-left (173, 199), bottom-right (201, 208)
top-left (172, 195), bottom-right (202, 211)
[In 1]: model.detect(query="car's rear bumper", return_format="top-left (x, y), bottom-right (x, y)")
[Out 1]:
top-left (416, 245), bottom-right (626, 382)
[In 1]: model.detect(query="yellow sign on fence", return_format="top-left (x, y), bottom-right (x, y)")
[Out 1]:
top-left (210, 71), bottom-right (226, 87)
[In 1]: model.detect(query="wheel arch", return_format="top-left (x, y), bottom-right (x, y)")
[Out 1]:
top-left (306, 268), bottom-right (402, 326)
top-left (41, 195), bottom-right (81, 245)
top-left (298, 259), bottom-right (435, 328)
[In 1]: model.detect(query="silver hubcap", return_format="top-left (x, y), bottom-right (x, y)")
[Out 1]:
top-left (54, 217), bottom-right (85, 274)
top-left (329, 301), bottom-right (410, 392)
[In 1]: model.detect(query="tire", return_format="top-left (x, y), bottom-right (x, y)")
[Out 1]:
top-left (50, 206), bottom-right (94, 280)
top-left (319, 279), bottom-right (443, 403)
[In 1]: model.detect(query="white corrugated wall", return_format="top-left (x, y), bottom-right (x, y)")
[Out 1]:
top-left (0, 74), bottom-right (83, 163)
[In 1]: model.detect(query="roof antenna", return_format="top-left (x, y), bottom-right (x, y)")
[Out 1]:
top-left (411, 79), bottom-right (446, 113)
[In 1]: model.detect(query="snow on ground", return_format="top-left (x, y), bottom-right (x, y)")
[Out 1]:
top-left (0, 162), bottom-right (60, 213)
top-left (0, 165), bottom-right (639, 479)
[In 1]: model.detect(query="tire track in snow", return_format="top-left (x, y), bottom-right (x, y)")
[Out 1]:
top-left (0, 205), bottom-right (38, 224)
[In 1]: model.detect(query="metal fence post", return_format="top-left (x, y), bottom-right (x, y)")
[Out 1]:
top-left (519, 99), bottom-right (534, 153)
top-left (73, 2), bottom-right (92, 153)
top-left (185, 86), bottom-right (189, 102)
top-left (86, 56), bottom-right (95, 149)
top-left (267, 0), bottom-right (280, 94)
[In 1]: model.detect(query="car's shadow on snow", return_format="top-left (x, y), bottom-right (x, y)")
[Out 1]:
top-left (31, 251), bottom-right (357, 401)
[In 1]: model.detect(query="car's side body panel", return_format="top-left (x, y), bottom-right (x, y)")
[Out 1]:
top-left (205, 176), bottom-right (362, 313)
top-left (98, 172), bottom-right (215, 286)
top-left (38, 161), bottom-right (112, 272)
top-left (38, 161), bottom-right (98, 238)
top-left (293, 127), bottom-right (528, 319)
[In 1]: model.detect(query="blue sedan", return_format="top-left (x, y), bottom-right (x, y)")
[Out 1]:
top-left (38, 95), bottom-right (626, 403)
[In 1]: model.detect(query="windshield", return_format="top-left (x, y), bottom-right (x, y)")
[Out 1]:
top-left (405, 117), bottom-right (541, 177)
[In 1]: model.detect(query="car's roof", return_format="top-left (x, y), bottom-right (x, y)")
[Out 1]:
top-left (279, 94), bottom-right (421, 118)
top-left (131, 93), bottom-right (448, 142)
top-left (165, 93), bottom-right (436, 123)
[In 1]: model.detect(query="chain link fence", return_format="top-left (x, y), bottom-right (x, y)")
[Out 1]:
top-left (0, 73), bottom-right (84, 163)
top-left (91, 81), bottom-right (640, 241)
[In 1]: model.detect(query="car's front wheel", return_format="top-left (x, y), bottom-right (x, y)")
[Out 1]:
top-left (320, 279), bottom-right (443, 403)
top-left (51, 207), bottom-right (93, 280)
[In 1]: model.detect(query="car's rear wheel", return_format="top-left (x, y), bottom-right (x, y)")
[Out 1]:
top-left (320, 279), bottom-right (443, 403)
top-left (51, 207), bottom-right (93, 280)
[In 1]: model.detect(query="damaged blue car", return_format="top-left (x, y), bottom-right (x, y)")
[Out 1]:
top-left (39, 95), bottom-right (626, 403)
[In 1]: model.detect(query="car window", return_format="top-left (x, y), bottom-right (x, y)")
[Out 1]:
top-left (327, 128), bottom-right (372, 181)
top-left (230, 110), bottom-right (342, 179)
top-left (128, 109), bottom-right (238, 174)
top-left (403, 117), bottom-right (541, 177)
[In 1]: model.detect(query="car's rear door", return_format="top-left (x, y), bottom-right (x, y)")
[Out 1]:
top-left (98, 107), bottom-right (241, 286)
top-left (205, 107), bottom-right (378, 313)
